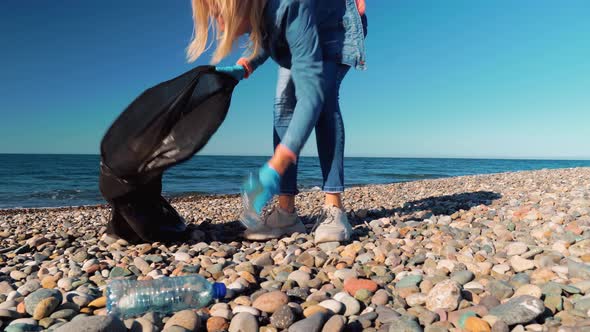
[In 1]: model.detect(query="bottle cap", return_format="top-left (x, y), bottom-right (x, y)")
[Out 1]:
top-left (212, 283), bottom-right (227, 299)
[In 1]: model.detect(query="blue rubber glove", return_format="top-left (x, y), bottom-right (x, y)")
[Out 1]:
top-left (242, 163), bottom-right (280, 215)
top-left (215, 65), bottom-right (246, 81)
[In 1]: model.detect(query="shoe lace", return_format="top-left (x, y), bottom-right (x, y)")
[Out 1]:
top-left (310, 206), bottom-right (335, 233)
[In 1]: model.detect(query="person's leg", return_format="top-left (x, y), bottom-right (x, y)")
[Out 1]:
top-left (313, 63), bottom-right (353, 243)
top-left (243, 67), bottom-right (305, 240)
top-left (315, 63), bottom-right (349, 204)
top-left (273, 67), bottom-right (298, 213)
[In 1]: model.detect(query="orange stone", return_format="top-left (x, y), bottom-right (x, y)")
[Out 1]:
top-left (17, 301), bottom-right (26, 314)
top-left (207, 317), bottom-right (229, 332)
top-left (344, 278), bottom-right (379, 296)
top-left (303, 305), bottom-right (329, 317)
top-left (80, 307), bottom-right (93, 314)
top-left (464, 317), bottom-right (491, 332)
top-left (88, 296), bottom-right (106, 308)
top-left (41, 276), bottom-right (58, 289)
top-left (397, 286), bottom-right (419, 298)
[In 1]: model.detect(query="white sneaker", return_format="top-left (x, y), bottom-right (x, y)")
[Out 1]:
top-left (313, 205), bottom-right (352, 243)
top-left (243, 207), bottom-right (306, 241)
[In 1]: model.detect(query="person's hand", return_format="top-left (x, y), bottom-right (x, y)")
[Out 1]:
top-left (215, 65), bottom-right (246, 81)
top-left (242, 164), bottom-right (280, 215)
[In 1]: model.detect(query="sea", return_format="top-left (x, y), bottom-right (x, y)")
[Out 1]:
top-left (1, 154), bottom-right (589, 209)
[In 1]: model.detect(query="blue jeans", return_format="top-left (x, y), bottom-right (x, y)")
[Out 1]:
top-left (273, 62), bottom-right (350, 195)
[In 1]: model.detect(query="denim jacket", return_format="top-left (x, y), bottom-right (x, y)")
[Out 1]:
top-left (246, 0), bottom-right (367, 72)
top-left (238, 0), bottom-right (367, 154)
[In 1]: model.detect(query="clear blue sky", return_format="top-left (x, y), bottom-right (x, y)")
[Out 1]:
top-left (1, 1), bottom-right (589, 159)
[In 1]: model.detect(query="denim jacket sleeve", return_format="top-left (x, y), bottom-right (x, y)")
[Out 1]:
top-left (248, 48), bottom-right (270, 72)
top-left (284, 0), bottom-right (325, 132)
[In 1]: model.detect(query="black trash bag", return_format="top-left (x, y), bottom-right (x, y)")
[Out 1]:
top-left (99, 65), bottom-right (238, 243)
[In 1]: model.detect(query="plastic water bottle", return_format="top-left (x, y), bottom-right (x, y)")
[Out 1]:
top-left (106, 275), bottom-right (226, 318)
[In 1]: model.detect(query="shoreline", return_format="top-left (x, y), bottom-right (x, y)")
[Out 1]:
top-left (1, 166), bottom-right (587, 216)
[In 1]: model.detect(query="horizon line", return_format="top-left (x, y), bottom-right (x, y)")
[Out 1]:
top-left (1, 152), bottom-right (589, 161)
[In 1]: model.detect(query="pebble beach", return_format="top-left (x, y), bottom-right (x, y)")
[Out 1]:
top-left (1, 167), bottom-right (590, 332)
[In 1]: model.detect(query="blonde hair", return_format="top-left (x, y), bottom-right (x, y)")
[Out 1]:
top-left (187, 0), bottom-right (266, 64)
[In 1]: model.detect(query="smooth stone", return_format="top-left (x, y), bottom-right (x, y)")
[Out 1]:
top-left (5, 324), bottom-right (42, 332)
top-left (10, 271), bottom-right (28, 281)
top-left (321, 315), bottom-right (346, 332)
top-left (387, 316), bottom-right (423, 332)
top-left (372, 289), bottom-right (389, 306)
top-left (457, 311), bottom-right (477, 328)
top-left (376, 306), bottom-right (402, 325)
top-left (396, 275), bottom-right (423, 288)
top-left (232, 305), bottom-right (260, 316)
top-left (337, 294), bottom-right (360, 316)
top-left (344, 278), bottom-right (378, 296)
top-left (513, 284), bottom-right (542, 298)
top-left (288, 312), bottom-right (328, 332)
top-left (56, 278), bottom-right (73, 291)
top-left (487, 280), bottom-right (514, 300)
top-left (479, 296), bottom-right (501, 310)
top-left (109, 267), bottom-right (132, 278)
top-left (464, 317), bottom-right (491, 332)
top-left (491, 320), bottom-right (509, 332)
top-left (509, 256), bottom-right (535, 273)
top-left (354, 289), bottom-right (373, 302)
top-left (319, 299), bottom-right (343, 314)
top-left (206, 317), bottom-right (229, 332)
top-left (488, 296), bottom-right (545, 325)
top-left (49, 308), bottom-right (77, 320)
top-left (24, 288), bottom-right (62, 317)
top-left (544, 294), bottom-right (563, 313)
top-left (425, 280), bottom-right (462, 312)
top-left (271, 304), bottom-right (295, 329)
top-left (88, 296), bottom-right (106, 308)
top-left (17, 280), bottom-right (41, 296)
top-left (454, 305), bottom-right (488, 325)
top-left (39, 317), bottom-right (56, 329)
top-left (229, 312), bottom-right (258, 332)
top-left (164, 309), bottom-right (201, 331)
top-left (334, 269), bottom-right (357, 281)
top-left (0, 300), bottom-right (18, 310)
top-left (55, 315), bottom-right (126, 332)
top-left (406, 293), bottom-right (428, 307)
top-left (509, 273), bottom-right (531, 289)
top-left (130, 317), bottom-right (158, 332)
top-left (210, 308), bottom-right (232, 320)
top-left (33, 296), bottom-right (60, 319)
top-left (173, 252), bottom-right (191, 263)
top-left (133, 257), bottom-right (152, 275)
top-left (0, 309), bottom-right (20, 319)
top-left (464, 281), bottom-right (484, 294)
top-left (253, 291), bottom-right (289, 313)
top-left (505, 242), bottom-right (528, 256)
top-left (541, 282), bottom-right (563, 296)
top-left (303, 305), bottom-right (329, 318)
top-left (253, 253), bottom-right (274, 267)
top-left (0, 281), bottom-right (16, 295)
top-left (451, 270), bottom-right (475, 285)
top-left (288, 271), bottom-right (311, 288)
